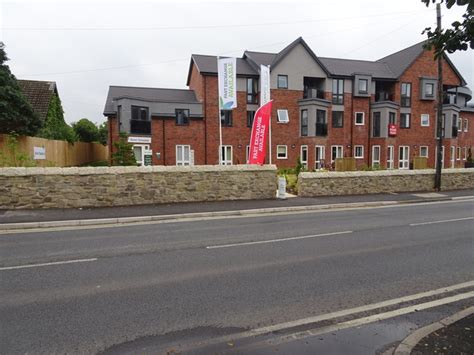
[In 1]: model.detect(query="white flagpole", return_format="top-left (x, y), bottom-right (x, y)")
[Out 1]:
top-left (217, 56), bottom-right (223, 165)
top-left (268, 65), bottom-right (272, 165)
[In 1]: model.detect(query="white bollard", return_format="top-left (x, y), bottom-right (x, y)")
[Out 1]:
top-left (277, 176), bottom-right (287, 200)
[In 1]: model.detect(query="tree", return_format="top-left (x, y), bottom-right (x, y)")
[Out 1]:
top-left (111, 133), bottom-right (137, 166)
top-left (38, 94), bottom-right (77, 143)
top-left (72, 118), bottom-right (99, 142)
top-left (97, 122), bottom-right (108, 145)
top-left (0, 42), bottom-right (41, 135)
top-left (422, 0), bottom-right (473, 58)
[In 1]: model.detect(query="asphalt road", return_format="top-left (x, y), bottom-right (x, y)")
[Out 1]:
top-left (1, 199), bottom-right (473, 354)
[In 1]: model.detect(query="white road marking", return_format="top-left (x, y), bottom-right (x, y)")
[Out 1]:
top-left (268, 291), bottom-right (474, 345)
top-left (179, 280), bottom-right (474, 351)
top-left (410, 216), bottom-right (474, 226)
top-left (206, 231), bottom-right (353, 249)
top-left (0, 258), bottom-right (98, 271)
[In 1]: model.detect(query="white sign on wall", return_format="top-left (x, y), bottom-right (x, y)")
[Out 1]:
top-left (128, 136), bottom-right (151, 144)
top-left (33, 146), bottom-right (46, 160)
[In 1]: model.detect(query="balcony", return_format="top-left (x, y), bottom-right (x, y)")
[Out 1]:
top-left (375, 91), bottom-right (394, 102)
top-left (315, 123), bottom-right (328, 137)
top-left (303, 88), bottom-right (325, 100)
top-left (130, 119), bottom-right (151, 135)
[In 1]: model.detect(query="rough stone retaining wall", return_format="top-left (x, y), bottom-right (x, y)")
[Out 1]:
top-left (0, 165), bottom-right (277, 209)
top-left (298, 169), bottom-right (474, 197)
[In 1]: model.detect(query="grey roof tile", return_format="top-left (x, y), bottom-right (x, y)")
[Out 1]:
top-left (103, 86), bottom-right (199, 114)
top-left (376, 41), bottom-right (426, 78)
top-left (319, 57), bottom-right (395, 78)
top-left (17, 79), bottom-right (56, 121)
top-left (191, 54), bottom-right (258, 76)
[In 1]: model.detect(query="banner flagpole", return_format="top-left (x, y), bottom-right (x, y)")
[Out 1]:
top-left (268, 65), bottom-right (272, 165)
top-left (217, 56), bottom-right (222, 165)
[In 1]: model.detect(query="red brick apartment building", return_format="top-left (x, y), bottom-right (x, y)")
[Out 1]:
top-left (104, 37), bottom-right (474, 169)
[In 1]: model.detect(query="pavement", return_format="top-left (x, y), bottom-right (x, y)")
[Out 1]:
top-left (1, 189), bottom-right (473, 230)
top-left (394, 306), bottom-right (474, 355)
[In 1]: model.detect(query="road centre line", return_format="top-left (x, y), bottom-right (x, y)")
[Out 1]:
top-left (268, 291), bottom-right (474, 345)
top-left (410, 216), bottom-right (474, 226)
top-left (206, 231), bottom-right (353, 249)
top-left (0, 258), bottom-right (98, 271)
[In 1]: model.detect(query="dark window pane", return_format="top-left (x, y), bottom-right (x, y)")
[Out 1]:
top-left (316, 110), bottom-right (327, 136)
top-left (301, 110), bottom-right (308, 136)
top-left (373, 112), bottom-right (381, 137)
top-left (175, 109), bottom-right (189, 125)
top-left (332, 111), bottom-right (344, 128)
top-left (400, 113), bottom-right (410, 128)
top-left (389, 112), bottom-right (396, 125)
top-left (247, 111), bottom-right (255, 127)
top-left (221, 110), bottom-right (232, 126)
top-left (332, 79), bottom-right (344, 104)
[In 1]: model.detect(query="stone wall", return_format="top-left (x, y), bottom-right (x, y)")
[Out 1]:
top-left (0, 165), bottom-right (277, 209)
top-left (298, 169), bottom-right (474, 197)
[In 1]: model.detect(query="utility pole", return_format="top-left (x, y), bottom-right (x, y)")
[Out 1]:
top-left (434, 3), bottom-right (444, 191)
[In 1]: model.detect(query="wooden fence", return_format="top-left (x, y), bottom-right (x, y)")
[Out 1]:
top-left (0, 134), bottom-right (109, 167)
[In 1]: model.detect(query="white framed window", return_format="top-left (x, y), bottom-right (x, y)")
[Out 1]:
top-left (315, 145), bottom-right (325, 169)
top-left (387, 145), bottom-right (394, 169)
top-left (220, 145), bottom-right (233, 165)
top-left (420, 146), bottom-right (429, 158)
top-left (300, 145), bottom-right (308, 169)
top-left (450, 146), bottom-right (455, 168)
top-left (355, 112), bottom-right (364, 125)
top-left (458, 116), bottom-right (463, 132)
top-left (421, 114), bottom-right (430, 127)
top-left (246, 145), bottom-right (250, 163)
top-left (176, 145), bottom-right (191, 166)
top-left (372, 145), bottom-right (381, 167)
top-left (277, 145), bottom-right (288, 159)
top-left (464, 147), bottom-right (468, 160)
top-left (331, 145), bottom-right (343, 163)
top-left (277, 109), bottom-right (289, 123)
top-left (457, 146), bottom-right (461, 161)
top-left (354, 145), bottom-right (364, 159)
top-left (399, 146), bottom-right (410, 169)
top-left (464, 119), bottom-right (468, 132)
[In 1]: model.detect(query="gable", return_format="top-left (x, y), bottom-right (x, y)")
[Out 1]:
top-left (271, 42), bottom-right (327, 90)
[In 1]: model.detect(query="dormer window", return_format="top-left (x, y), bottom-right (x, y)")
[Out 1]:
top-left (358, 79), bottom-right (368, 94)
top-left (175, 109), bottom-right (189, 125)
top-left (131, 106), bottom-right (149, 121)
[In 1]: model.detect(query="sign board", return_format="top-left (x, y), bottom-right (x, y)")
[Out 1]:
top-left (277, 176), bottom-right (287, 199)
top-left (128, 136), bottom-right (151, 144)
top-left (388, 124), bottom-right (397, 137)
top-left (143, 149), bottom-right (153, 166)
top-left (33, 146), bottom-right (46, 160)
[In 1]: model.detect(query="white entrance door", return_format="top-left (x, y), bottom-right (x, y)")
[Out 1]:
top-left (220, 145), bottom-right (233, 165)
top-left (133, 144), bottom-right (150, 166)
top-left (399, 146), bottom-right (410, 169)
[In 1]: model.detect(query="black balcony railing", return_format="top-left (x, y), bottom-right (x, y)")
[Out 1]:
top-left (130, 119), bottom-right (151, 134)
top-left (375, 92), bottom-right (393, 102)
top-left (303, 88), bottom-right (325, 99)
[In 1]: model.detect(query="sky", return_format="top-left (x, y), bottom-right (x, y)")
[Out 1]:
top-left (1, 0), bottom-right (473, 125)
